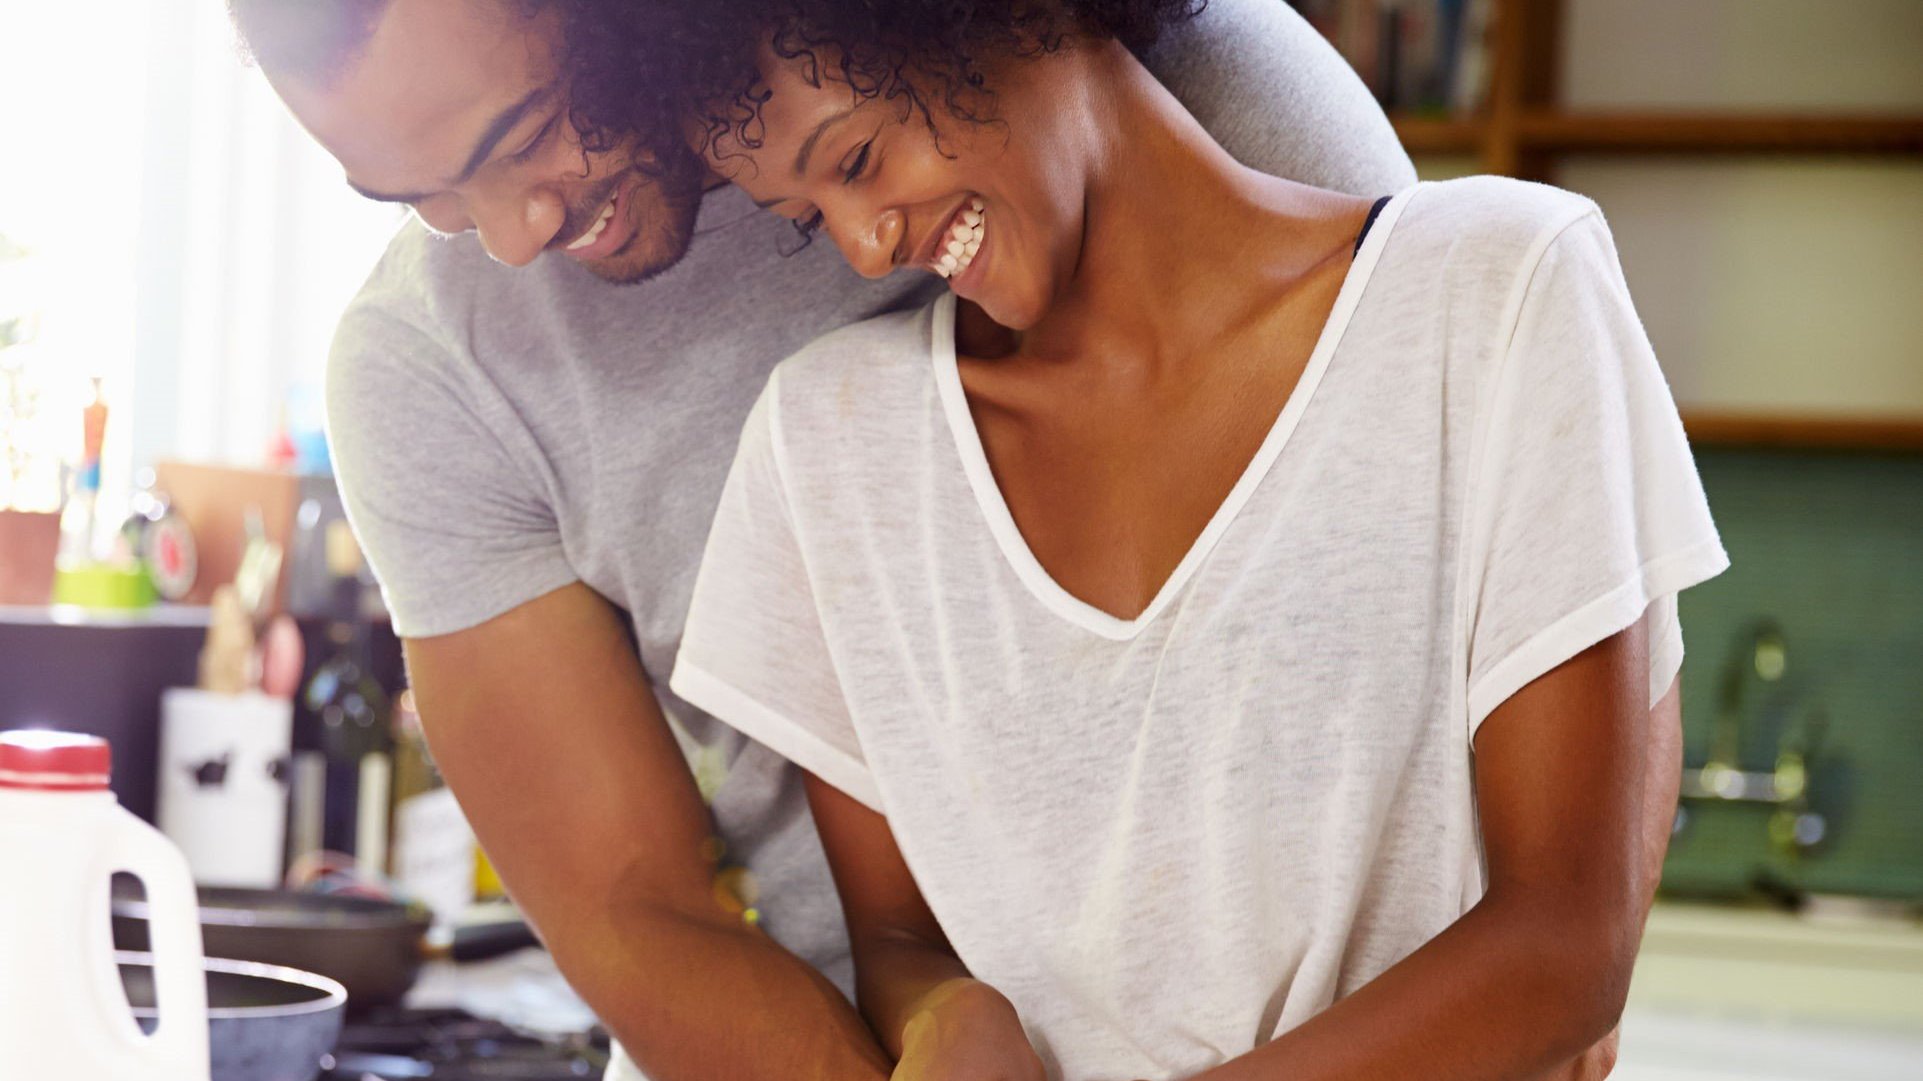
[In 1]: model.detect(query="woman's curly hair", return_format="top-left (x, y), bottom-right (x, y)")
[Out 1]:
top-left (543, 0), bottom-right (1206, 184)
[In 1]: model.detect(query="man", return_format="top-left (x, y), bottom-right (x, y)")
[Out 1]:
top-left (230, 1), bottom-right (1665, 1078)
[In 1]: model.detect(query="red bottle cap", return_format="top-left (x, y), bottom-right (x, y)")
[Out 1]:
top-left (0, 730), bottom-right (112, 791)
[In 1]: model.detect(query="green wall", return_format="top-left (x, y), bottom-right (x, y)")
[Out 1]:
top-left (1664, 446), bottom-right (1923, 900)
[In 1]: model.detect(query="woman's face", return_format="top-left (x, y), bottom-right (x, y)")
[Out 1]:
top-left (703, 42), bottom-right (1097, 331)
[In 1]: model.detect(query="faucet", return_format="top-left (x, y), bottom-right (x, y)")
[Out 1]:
top-left (1675, 619), bottom-right (1827, 858)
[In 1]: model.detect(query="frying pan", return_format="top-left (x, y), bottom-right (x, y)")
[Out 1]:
top-left (112, 883), bottom-right (540, 1013)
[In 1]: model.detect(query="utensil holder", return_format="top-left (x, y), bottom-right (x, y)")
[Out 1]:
top-left (158, 689), bottom-right (294, 888)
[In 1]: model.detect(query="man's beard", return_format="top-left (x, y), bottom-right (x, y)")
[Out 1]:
top-left (567, 167), bottom-right (706, 286)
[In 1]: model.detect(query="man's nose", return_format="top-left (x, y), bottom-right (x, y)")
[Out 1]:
top-left (830, 206), bottom-right (905, 280)
top-left (469, 188), bottom-right (566, 268)
top-left (413, 194), bottom-right (472, 238)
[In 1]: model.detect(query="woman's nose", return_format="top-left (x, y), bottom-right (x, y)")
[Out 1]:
top-left (469, 188), bottom-right (565, 268)
top-left (830, 206), bottom-right (905, 280)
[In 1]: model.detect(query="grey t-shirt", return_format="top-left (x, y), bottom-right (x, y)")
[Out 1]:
top-left (326, 0), bottom-right (1416, 1001)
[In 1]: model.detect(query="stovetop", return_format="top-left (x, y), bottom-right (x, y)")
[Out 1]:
top-left (320, 1007), bottom-right (611, 1080)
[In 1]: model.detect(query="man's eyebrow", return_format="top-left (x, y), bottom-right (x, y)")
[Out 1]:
top-left (794, 104), bottom-right (860, 177)
top-left (342, 84), bottom-right (555, 205)
top-left (454, 83), bottom-right (555, 183)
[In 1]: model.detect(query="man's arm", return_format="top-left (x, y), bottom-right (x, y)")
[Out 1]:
top-left (1186, 620), bottom-right (1654, 1081)
top-left (405, 582), bottom-right (892, 1081)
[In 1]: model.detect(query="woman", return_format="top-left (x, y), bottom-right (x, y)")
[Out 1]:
top-left (660, 2), bottom-right (1728, 1078)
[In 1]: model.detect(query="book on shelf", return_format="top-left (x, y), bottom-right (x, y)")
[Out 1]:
top-left (1287, 0), bottom-right (1493, 118)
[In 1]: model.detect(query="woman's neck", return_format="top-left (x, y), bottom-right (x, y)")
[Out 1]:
top-left (1007, 43), bottom-right (1367, 372)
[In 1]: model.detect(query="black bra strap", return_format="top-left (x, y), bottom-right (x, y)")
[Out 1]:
top-left (1353, 194), bottom-right (1394, 257)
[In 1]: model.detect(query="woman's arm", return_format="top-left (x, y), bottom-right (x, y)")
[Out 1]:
top-left (804, 774), bottom-right (1048, 1081)
top-left (1185, 620), bottom-right (1654, 1081)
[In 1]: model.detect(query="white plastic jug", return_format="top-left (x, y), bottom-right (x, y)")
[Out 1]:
top-left (0, 730), bottom-right (211, 1080)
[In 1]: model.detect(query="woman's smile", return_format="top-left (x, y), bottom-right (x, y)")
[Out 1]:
top-left (924, 196), bottom-right (986, 279)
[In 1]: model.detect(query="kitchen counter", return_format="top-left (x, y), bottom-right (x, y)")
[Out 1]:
top-left (398, 900), bottom-right (1923, 1079)
top-left (1618, 900), bottom-right (1923, 1080)
top-left (1629, 900), bottom-right (1923, 1027)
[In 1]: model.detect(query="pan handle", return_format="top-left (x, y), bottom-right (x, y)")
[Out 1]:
top-left (447, 919), bottom-right (542, 963)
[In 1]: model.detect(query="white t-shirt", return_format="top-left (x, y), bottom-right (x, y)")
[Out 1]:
top-left (670, 176), bottom-right (1728, 1081)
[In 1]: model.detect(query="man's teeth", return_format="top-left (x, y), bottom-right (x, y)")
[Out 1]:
top-left (565, 200), bottom-right (618, 252)
top-left (934, 197), bottom-right (986, 279)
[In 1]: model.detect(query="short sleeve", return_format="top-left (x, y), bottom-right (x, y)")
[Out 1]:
top-left (1463, 210), bottom-right (1729, 737)
top-left (326, 305), bottom-right (577, 638)
top-left (669, 373), bottom-right (880, 811)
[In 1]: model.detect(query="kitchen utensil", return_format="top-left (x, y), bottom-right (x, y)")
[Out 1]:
top-left (234, 506), bottom-right (284, 618)
top-left (196, 584), bottom-right (257, 694)
top-left (260, 613), bottom-right (305, 699)
top-left (119, 951), bottom-right (346, 1081)
top-left (157, 687), bottom-right (294, 887)
top-left (0, 731), bottom-right (210, 1081)
top-left (111, 884), bottom-right (536, 1012)
top-left (116, 883), bottom-right (428, 1011)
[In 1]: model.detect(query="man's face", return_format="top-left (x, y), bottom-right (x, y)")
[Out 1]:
top-left (270, 0), bottom-right (700, 283)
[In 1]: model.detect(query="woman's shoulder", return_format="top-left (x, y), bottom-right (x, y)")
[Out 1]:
top-left (774, 299), bottom-right (940, 387)
top-left (760, 296), bottom-right (946, 456)
top-left (1393, 176), bottom-right (1603, 266)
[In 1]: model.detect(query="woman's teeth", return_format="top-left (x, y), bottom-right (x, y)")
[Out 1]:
top-left (934, 197), bottom-right (986, 279)
top-left (565, 200), bottom-right (617, 252)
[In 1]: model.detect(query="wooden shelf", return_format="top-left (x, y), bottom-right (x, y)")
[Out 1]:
top-left (1380, 0), bottom-right (1923, 437)
top-left (1393, 113), bottom-right (1923, 159)
top-left (1518, 113), bottom-right (1923, 155)
top-left (1391, 116), bottom-right (1486, 155)
top-left (1681, 412), bottom-right (1923, 452)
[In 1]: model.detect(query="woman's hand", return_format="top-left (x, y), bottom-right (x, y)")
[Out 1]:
top-left (891, 977), bottom-right (1047, 1081)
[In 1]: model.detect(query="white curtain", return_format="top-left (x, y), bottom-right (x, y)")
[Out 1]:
top-left (138, 2), bottom-right (407, 471)
top-left (0, 0), bottom-right (404, 500)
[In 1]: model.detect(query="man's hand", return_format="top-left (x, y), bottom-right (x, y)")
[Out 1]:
top-left (405, 583), bottom-right (890, 1081)
top-left (892, 978), bottom-right (1047, 1081)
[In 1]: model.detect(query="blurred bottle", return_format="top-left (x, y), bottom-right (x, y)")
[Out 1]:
top-left (56, 377), bottom-right (108, 565)
top-left (301, 520), bottom-right (391, 878)
top-left (390, 690), bottom-right (479, 932)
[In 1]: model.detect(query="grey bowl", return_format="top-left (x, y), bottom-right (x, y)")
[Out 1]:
top-left (118, 951), bottom-right (347, 1081)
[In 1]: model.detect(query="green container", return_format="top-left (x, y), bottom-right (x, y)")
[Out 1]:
top-left (52, 561), bottom-right (158, 610)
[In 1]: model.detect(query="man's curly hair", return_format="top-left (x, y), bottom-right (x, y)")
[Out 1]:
top-left (547, 0), bottom-right (1206, 183)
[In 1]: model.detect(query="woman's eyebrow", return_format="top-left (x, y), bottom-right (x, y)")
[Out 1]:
top-left (794, 104), bottom-right (860, 177)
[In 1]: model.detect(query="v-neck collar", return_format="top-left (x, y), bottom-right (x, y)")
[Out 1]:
top-left (929, 183), bottom-right (1419, 640)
